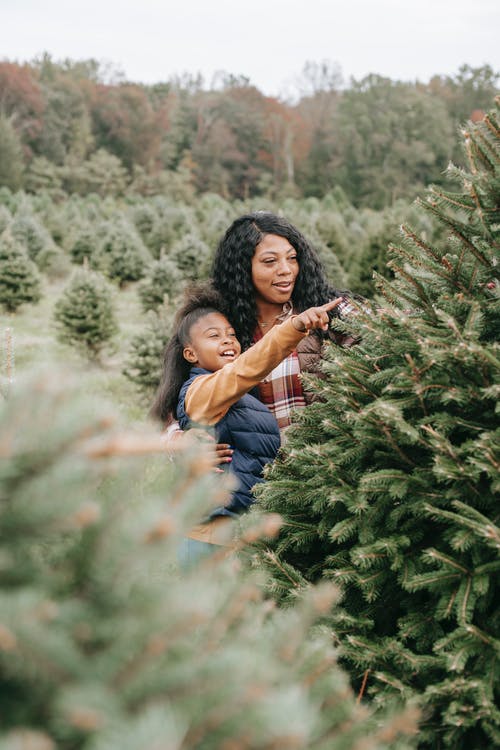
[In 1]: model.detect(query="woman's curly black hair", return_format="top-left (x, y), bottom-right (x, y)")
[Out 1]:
top-left (212, 211), bottom-right (345, 350)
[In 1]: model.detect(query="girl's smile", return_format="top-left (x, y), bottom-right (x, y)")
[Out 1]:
top-left (183, 312), bottom-right (242, 372)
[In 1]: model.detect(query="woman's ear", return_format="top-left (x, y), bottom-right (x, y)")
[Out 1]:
top-left (183, 346), bottom-right (198, 364)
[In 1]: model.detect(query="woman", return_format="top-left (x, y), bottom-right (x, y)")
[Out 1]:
top-left (210, 211), bottom-right (355, 430)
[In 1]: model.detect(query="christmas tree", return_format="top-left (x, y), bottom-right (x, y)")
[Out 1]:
top-left (53, 268), bottom-right (118, 360)
top-left (0, 230), bottom-right (42, 312)
top-left (70, 226), bottom-right (98, 266)
top-left (137, 256), bottom-right (183, 312)
top-left (254, 102), bottom-right (499, 748)
top-left (123, 307), bottom-right (172, 399)
top-left (169, 233), bottom-right (211, 281)
top-left (96, 222), bottom-right (151, 287)
top-left (0, 372), bottom-right (417, 750)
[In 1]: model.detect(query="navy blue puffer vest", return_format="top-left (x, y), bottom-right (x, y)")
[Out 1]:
top-left (177, 367), bottom-right (280, 518)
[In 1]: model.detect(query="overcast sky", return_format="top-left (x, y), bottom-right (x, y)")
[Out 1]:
top-left (1, 0), bottom-right (499, 96)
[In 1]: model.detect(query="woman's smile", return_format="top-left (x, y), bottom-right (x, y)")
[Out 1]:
top-left (273, 280), bottom-right (294, 292)
top-left (251, 234), bottom-right (299, 308)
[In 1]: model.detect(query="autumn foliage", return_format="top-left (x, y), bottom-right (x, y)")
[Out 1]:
top-left (0, 56), bottom-right (497, 204)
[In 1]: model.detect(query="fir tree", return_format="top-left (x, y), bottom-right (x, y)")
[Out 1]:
top-left (25, 156), bottom-right (64, 196)
top-left (123, 308), bottom-right (171, 399)
top-left (0, 230), bottom-right (42, 312)
top-left (137, 256), bottom-right (183, 312)
top-left (310, 235), bottom-right (349, 290)
top-left (131, 201), bottom-right (158, 248)
top-left (11, 213), bottom-right (55, 267)
top-left (66, 149), bottom-right (128, 197)
top-left (145, 202), bottom-right (194, 259)
top-left (0, 373), bottom-right (418, 750)
top-left (254, 103), bottom-right (500, 747)
top-left (53, 268), bottom-right (118, 360)
top-left (169, 233), bottom-right (211, 281)
top-left (69, 226), bottom-right (98, 266)
top-left (96, 222), bottom-right (151, 287)
top-left (0, 205), bottom-right (11, 235)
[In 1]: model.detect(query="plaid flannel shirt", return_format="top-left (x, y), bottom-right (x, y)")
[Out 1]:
top-left (253, 296), bottom-right (354, 430)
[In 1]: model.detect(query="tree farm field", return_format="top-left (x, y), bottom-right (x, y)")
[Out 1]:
top-left (2, 277), bottom-right (150, 423)
top-left (0, 94), bottom-right (498, 748)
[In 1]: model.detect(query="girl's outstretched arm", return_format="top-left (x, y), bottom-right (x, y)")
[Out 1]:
top-left (185, 299), bottom-right (341, 425)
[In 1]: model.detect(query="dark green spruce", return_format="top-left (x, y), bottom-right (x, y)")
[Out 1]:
top-left (254, 101), bottom-right (500, 749)
top-left (53, 267), bottom-right (118, 360)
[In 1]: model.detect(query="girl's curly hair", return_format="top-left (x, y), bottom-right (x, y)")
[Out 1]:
top-left (212, 211), bottom-right (345, 350)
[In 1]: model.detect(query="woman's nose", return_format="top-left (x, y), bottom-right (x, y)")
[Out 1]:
top-left (277, 259), bottom-right (292, 275)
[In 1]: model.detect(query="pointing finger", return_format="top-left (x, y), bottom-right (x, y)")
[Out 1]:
top-left (321, 297), bottom-right (343, 313)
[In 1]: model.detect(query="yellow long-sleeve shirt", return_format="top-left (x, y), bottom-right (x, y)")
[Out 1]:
top-left (184, 316), bottom-right (308, 425)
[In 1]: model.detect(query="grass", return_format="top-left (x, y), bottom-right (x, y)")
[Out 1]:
top-left (1, 275), bottom-right (154, 423)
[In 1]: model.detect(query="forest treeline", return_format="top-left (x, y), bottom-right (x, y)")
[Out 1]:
top-left (0, 56), bottom-right (498, 207)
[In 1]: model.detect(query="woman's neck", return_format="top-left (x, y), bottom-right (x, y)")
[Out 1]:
top-left (256, 300), bottom-right (292, 330)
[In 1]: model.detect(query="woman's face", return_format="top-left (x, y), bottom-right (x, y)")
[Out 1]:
top-left (251, 234), bottom-right (299, 308)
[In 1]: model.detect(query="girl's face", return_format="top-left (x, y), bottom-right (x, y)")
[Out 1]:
top-left (251, 234), bottom-right (299, 308)
top-left (183, 312), bottom-right (241, 372)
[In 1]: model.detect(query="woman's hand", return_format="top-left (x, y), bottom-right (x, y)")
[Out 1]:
top-left (213, 442), bottom-right (233, 473)
top-left (188, 429), bottom-right (233, 473)
top-left (292, 298), bottom-right (342, 332)
top-left (163, 425), bottom-right (233, 472)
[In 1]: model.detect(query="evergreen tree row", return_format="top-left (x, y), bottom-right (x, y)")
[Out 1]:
top-left (0, 181), bottom-right (445, 306)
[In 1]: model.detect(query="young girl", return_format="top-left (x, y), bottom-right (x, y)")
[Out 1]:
top-left (152, 288), bottom-right (340, 564)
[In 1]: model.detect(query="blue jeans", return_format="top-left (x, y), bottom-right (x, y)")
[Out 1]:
top-left (177, 538), bottom-right (219, 570)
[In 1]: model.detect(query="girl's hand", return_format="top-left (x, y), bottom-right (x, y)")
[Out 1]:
top-left (292, 298), bottom-right (342, 332)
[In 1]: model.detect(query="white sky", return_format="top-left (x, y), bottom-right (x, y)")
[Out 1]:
top-left (1, 0), bottom-right (499, 95)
